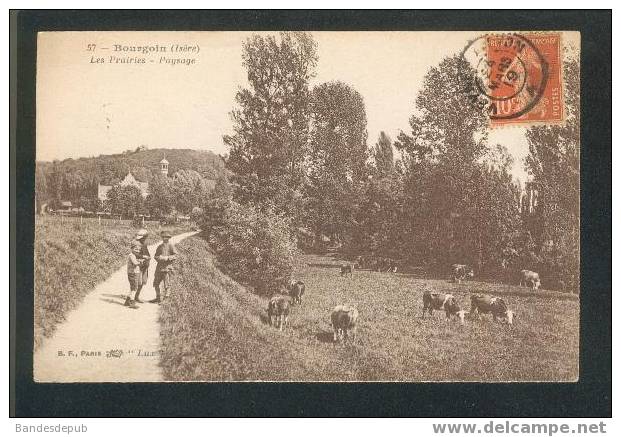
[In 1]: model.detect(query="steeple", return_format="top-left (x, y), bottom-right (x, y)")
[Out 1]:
top-left (160, 157), bottom-right (169, 176)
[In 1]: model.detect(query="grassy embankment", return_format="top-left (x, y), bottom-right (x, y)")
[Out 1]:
top-left (160, 236), bottom-right (579, 382)
top-left (34, 216), bottom-right (195, 349)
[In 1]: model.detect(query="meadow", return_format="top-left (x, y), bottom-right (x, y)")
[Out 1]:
top-left (160, 235), bottom-right (579, 382)
top-left (34, 215), bottom-right (196, 349)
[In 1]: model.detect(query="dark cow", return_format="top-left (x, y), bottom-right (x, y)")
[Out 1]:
top-left (470, 294), bottom-right (515, 324)
top-left (289, 280), bottom-right (305, 305)
top-left (519, 269), bottom-right (541, 290)
top-left (331, 305), bottom-right (359, 342)
top-left (452, 264), bottom-right (474, 283)
top-left (340, 263), bottom-right (354, 277)
top-left (422, 291), bottom-right (467, 324)
top-left (267, 295), bottom-right (290, 331)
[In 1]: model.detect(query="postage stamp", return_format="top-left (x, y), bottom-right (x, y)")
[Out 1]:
top-left (460, 32), bottom-right (564, 127)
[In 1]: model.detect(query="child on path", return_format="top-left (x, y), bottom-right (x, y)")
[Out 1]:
top-left (125, 242), bottom-right (143, 308)
top-left (133, 229), bottom-right (151, 303)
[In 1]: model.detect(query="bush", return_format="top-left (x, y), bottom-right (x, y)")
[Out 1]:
top-left (207, 201), bottom-right (297, 295)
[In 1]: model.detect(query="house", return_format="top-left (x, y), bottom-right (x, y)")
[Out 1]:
top-left (98, 172), bottom-right (150, 202)
top-left (97, 158), bottom-right (169, 202)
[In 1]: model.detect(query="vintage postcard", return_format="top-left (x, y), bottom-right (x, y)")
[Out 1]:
top-left (33, 30), bottom-right (580, 383)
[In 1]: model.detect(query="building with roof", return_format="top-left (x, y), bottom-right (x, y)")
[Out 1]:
top-left (97, 172), bottom-right (150, 202)
top-left (97, 157), bottom-right (170, 203)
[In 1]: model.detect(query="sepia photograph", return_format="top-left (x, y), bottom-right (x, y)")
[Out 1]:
top-left (32, 29), bottom-right (581, 383)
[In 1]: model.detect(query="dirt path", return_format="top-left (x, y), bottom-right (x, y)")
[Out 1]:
top-left (34, 231), bottom-right (199, 382)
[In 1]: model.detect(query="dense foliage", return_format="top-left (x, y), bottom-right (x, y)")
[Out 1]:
top-left (206, 199), bottom-right (297, 295)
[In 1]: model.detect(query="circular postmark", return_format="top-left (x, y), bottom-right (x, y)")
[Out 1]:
top-left (458, 33), bottom-right (549, 121)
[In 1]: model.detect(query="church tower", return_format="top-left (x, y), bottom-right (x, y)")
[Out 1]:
top-left (160, 157), bottom-right (169, 177)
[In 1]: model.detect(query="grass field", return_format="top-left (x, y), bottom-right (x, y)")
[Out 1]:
top-left (160, 236), bottom-right (579, 382)
top-left (34, 216), bottom-right (196, 349)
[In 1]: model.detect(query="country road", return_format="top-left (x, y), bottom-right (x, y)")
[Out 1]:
top-left (33, 231), bottom-right (199, 383)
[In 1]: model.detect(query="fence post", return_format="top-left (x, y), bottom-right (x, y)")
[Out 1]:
top-left (98, 215), bottom-right (101, 226)
top-left (80, 214), bottom-right (83, 224)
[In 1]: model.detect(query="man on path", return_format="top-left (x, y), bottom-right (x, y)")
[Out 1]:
top-left (150, 230), bottom-right (178, 304)
top-left (133, 228), bottom-right (151, 303)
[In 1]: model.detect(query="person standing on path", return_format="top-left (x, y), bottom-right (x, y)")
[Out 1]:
top-left (133, 228), bottom-right (151, 303)
top-left (125, 242), bottom-right (144, 308)
top-left (150, 230), bottom-right (178, 304)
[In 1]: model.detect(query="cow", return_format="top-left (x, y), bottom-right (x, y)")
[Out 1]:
top-left (267, 295), bottom-right (291, 331)
top-left (422, 291), bottom-right (467, 324)
top-left (452, 264), bottom-right (474, 283)
top-left (386, 259), bottom-right (398, 273)
top-left (331, 305), bottom-right (359, 342)
top-left (340, 263), bottom-right (354, 277)
top-left (377, 257), bottom-right (398, 273)
top-left (519, 269), bottom-right (541, 290)
top-left (289, 280), bottom-right (305, 305)
top-left (470, 294), bottom-right (515, 324)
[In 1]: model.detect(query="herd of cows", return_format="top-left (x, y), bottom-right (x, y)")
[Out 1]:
top-left (266, 259), bottom-right (544, 343)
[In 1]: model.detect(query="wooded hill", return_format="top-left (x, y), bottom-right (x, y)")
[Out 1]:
top-left (37, 147), bottom-right (227, 185)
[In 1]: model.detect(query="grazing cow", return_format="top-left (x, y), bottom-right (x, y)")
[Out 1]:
top-left (331, 305), bottom-right (359, 342)
top-left (267, 295), bottom-right (290, 331)
top-left (452, 264), bottom-right (474, 283)
top-left (340, 263), bottom-right (354, 277)
top-left (387, 259), bottom-right (398, 273)
top-left (519, 270), bottom-right (541, 290)
top-left (470, 294), bottom-right (515, 324)
top-left (289, 280), bottom-right (305, 305)
top-left (422, 291), bottom-right (467, 324)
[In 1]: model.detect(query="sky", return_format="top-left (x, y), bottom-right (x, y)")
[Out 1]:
top-left (37, 31), bottom-right (576, 183)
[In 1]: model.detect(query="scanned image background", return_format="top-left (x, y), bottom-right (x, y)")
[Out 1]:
top-left (34, 31), bottom-right (580, 382)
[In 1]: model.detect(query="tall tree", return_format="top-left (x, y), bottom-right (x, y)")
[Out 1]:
top-left (373, 131), bottom-right (394, 178)
top-left (394, 55), bottom-right (521, 271)
top-left (524, 53), bottom-right (580, 290)
top-left (305, 81), bottom-right (369, 244)
top-left (107, 185), bottom-right (144, 217)
top-left (172, 169), bottom-right (212, 214)
top-left (224, 32), bottom-right (318, 220)
top-left (394, 56), bottom-right (488, 163)
top-left (146, 174), bottom-right (175, 217)
top-left (35, 165), bottom-right (48, 213)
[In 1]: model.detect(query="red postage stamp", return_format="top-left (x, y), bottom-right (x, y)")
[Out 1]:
top-left (461, 32), bottom-right (564, 126)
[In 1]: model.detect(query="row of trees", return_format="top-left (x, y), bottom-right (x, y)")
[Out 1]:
top-left (203, 32), bottom-right (580, 292)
